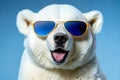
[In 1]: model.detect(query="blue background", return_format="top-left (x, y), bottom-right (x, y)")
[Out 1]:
top-left (0, 0), bottom-right (120, 80)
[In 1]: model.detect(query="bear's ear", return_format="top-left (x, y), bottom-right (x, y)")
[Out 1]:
top-left (16, 9), bottom-right (35, 35)
top-left (83, 11), bottom-right (103, 34)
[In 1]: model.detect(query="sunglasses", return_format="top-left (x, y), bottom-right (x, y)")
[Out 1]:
top-left (33, 21), bottom-right (89, 37)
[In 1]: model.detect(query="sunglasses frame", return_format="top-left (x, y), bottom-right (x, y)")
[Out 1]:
top-left (32, 21), bottom-right (89, 38)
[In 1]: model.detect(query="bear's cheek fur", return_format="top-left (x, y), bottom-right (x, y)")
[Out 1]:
top-left (26, 32), bottom-right (52, 63)
top-left (70, 30), bottom-right (94, 63)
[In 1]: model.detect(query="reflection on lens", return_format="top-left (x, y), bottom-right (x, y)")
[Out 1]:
top-left (34, 21), bottom-right (55, 36)
top-left (65, 21), bottom-right (86, 36)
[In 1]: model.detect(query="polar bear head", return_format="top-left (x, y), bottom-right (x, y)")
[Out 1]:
top-left (16, 4), bottom-right (103, 70)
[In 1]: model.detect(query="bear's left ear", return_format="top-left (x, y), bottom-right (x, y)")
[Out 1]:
top-left (83, 11), bottom-right (103, 34)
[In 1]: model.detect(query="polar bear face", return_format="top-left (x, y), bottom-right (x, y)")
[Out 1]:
top-left (16, 4), bottom-right (103, 70)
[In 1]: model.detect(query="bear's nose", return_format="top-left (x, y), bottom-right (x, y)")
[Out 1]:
top-left (54, 33), bottom-right (68, 45)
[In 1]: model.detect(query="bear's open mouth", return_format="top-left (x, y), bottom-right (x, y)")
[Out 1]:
top-left (51, 48), bottom-right (69, 64)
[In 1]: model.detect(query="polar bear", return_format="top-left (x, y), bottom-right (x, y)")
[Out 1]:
top-left (16, 4), bottom-right (105, 80)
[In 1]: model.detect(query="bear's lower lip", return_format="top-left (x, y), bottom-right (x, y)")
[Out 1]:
top-left (51, 48), bottom-right (69, 64)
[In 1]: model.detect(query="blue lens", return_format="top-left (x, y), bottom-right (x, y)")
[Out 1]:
top-left (65, 21), bottom-right (87, 36)
top-left (34, 21), bottom-right (55, 36)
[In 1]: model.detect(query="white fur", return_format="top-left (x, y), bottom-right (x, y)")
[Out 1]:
top-left (83, 11), bottom-right (103, 34)
top-left (16, 4), bottom-right (105, 80)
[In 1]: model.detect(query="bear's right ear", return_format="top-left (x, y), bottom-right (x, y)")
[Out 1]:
top-left (16, 9), bottom-right (35, 35)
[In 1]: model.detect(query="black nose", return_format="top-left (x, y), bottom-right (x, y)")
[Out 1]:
top-left (54, 33), bottom-right (68, 45)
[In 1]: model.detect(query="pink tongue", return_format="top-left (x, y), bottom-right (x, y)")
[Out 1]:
top-left (53, 52), bottom-right (65, 62)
